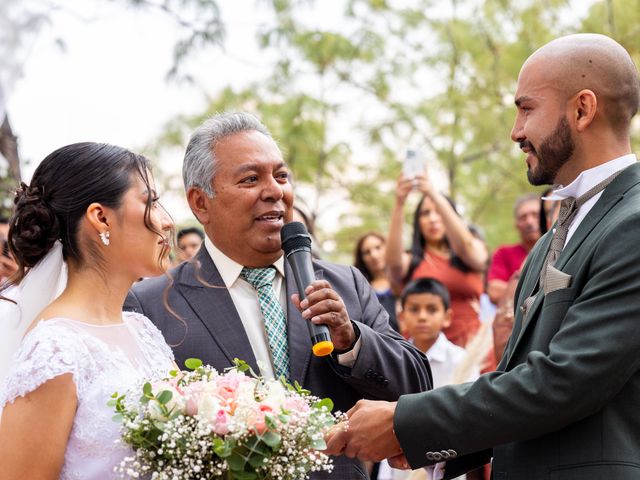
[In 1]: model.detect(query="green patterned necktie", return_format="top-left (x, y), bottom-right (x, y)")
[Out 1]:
top-left (240, 266), bottom-right (290, 381)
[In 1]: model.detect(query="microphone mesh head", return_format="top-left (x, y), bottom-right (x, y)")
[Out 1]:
top-left (281, 221), bottom-right (312, 254)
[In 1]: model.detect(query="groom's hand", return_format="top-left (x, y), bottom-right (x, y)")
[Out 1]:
top-left (291, 280), bottom-right (355, 350)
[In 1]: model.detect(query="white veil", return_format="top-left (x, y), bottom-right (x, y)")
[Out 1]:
top-left (0, 241), bottom-right (68, 387)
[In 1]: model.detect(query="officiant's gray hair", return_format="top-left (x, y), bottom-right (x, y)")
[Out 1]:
top-left (183, 112), bottom-right (273, 197)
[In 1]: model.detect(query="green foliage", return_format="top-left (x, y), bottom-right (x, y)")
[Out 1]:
top-left (184, 358), bottom-right (203, 370)
top-left (150, 0), bottom-right (640, 258)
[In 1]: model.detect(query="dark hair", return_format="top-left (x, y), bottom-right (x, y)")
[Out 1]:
top-left (401, 277), bottom-right (450, 310)
top-left (353, 231), bottom-right (386, 283)
top-left (5, 142), bottom-right (168, 286)
top-left (292, 204), bottom-right (316, 236)
top-left (405, 194), bottom-right (475, 281)
top-left (177, 227), bottom-right (205, 241)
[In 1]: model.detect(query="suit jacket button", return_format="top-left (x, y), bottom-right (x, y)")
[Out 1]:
top-left (447, 449), bottom-right (457, 458)
top-left (382, 379), bottom-right (389, 386)
top-left (432, 452), bottom-right (443, 461)
top-left (425, 452), bottom-right (435, 461)
top-left (440, 450), bottom-right (450, 460)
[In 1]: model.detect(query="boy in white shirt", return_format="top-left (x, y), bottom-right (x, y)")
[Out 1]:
top-left (378, 278), bottom-right (479, 480)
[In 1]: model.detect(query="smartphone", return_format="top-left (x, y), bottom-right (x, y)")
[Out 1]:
top-left (402, 148), bottom-right (425, 179)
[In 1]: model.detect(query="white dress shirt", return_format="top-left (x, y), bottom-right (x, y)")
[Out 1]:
top-left (543, 154), bottom-right (637, 246)
top-left (205, 237), bottom-right (286, 379)
top-left (425, 333), bottom-right (479, 389)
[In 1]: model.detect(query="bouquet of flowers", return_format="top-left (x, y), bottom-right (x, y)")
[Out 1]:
top-left (110, 359), bottom-right (343, 480)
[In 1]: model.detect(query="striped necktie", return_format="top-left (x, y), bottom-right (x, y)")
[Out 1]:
top-left (521, 170), bottom-right (622, 322)
top-left (240, 267), bottom-right (290, 381)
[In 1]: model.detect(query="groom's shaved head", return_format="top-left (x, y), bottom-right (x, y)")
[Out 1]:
top-left (522, 34), bottom-right (640, 131)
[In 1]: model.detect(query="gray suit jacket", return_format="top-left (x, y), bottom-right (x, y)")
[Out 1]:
top-left (125, 248), bottom-right (432, 480)
top-left (394, 162), bottom-right (640, 479)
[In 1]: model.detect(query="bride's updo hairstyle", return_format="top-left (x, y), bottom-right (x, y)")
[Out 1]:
top-left (6, 142), bottom-right (166, 285)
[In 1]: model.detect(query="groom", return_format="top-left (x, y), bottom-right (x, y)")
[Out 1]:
top-left (125, 111), bottom-right (432, 479)
top-left (325, 34), bottom-right (640, 479)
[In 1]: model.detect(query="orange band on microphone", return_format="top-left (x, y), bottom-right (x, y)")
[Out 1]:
top-left (312, 340), bottom-right (334, 357)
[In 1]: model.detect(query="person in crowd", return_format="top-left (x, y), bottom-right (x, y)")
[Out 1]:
top-left (326, 33), bottom-right (640, 480)
top-left (176, 226), bottom-right (205, 261)
top-left (0, 216), bottom-right (18, 283)
top-left (486, 194), bottom-right (540, 304)
top-left (539, 187), bottom-right (561, 235)
top-left (0, 143), bottom-right (176, 479)
top-left (292, 202), bottom-right (323, 259)
top-left (400, 278), bottom-right (479, 387)
top-left (354, 232), bottom-right (399, 332)
top-left (124, 112), bottom-right (432, 479)
top-left (378, 278), bottom-right (480, 480)
top-left (492, 192), bottom-right (557, 363)
top-left (386, 172), bottom-right (488, 347)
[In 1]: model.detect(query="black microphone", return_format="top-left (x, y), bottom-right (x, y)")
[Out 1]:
top-left (280, 221), bottom-right (334, 357)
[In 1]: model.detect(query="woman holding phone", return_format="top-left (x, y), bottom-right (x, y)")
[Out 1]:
top-left (386, 167), bottom-right (488, 347)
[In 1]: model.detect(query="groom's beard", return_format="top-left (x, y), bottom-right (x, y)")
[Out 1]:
top-left (525, 115), bottom-right (575, 186)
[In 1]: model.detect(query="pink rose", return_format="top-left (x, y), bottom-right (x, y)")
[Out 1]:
top-left (211, 409), bottom-right (230, 435)
top-left (250, 404), bottom-right (273, 434)
top-left (284, 396), bottom-right (310, 413)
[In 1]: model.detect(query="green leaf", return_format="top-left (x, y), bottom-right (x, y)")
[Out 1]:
top-left (311, 437), bottom-right (327, 450)
top-left (233, 471), bottom-right (257, 480)
top-left (142, 382), bottom-right (152, 396)
top-left (264, 413), bottom-right (278, 430)
top-left (313, 398), bottom-right (334, 411)
top-left (157, 390), bottom-right (173, 405)
top-left (169, 369), bottom-right (178, 377)
top-left (213, 438), bottom-right (232, 458)
top-left (278, 413), bottom-right (290, 424)
top-left (184, 358), bottom-right (203, 370)
top-left (227, 452), bottom-right (246, 471)
top-left (247, 452), bottom-right (267, 468)
top-left (112, 413), bottom-right (123, 423)
top-left (260, 431), bottom-right (281, 449)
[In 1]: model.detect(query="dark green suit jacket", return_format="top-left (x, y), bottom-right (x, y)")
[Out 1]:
top-left (394, 162), bottom-right (640, 479)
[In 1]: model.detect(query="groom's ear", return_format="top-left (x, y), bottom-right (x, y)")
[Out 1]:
top-left (85, 202), bottom-right (110, 234)
top-left (187, 187), bottom-right (212, 225)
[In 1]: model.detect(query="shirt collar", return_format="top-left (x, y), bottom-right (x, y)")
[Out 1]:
top-left (204, 236), bottom-right (286, 288)
top-left (427, 333), bottom-right (449, 363)
top-left (411, 333), bottom-right (448, 363)
top-left (544, 154), bottom-right (637, 200)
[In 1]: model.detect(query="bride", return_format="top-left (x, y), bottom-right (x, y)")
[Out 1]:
top-left (0, 142), bottom-right (177, 479)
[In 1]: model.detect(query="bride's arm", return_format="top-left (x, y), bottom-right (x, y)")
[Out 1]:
top-left (0, 374), bottom-right (77, 480)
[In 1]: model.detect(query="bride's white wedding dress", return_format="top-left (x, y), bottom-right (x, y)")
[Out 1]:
top-left (0, 311), bottom-right (175, 479)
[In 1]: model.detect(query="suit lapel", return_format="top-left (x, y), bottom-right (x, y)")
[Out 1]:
top-left (175, 248), bottom-right (259, 372)
top-left (505, 162), bottom-right (640, 368)
top-left (284, 259), bottom-right (323, 385)
top-left (503, 233), bottom-right (551, 368)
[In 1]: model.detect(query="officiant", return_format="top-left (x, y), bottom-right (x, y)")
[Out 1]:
top-left (125, 111), bottom-right (432, 480)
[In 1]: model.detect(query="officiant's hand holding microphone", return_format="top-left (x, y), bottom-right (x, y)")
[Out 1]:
top-left (282, 222), bottom-right (357, 353)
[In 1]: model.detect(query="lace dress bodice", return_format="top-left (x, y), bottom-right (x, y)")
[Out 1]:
top-left (0, 312), bottom-right (175, 479)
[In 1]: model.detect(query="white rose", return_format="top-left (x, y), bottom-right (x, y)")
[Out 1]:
top-left (196, 394), bottom-right (223, 423)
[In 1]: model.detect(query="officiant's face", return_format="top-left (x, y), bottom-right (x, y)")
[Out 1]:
top-left (203, 130), bottom-right (294, 267)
